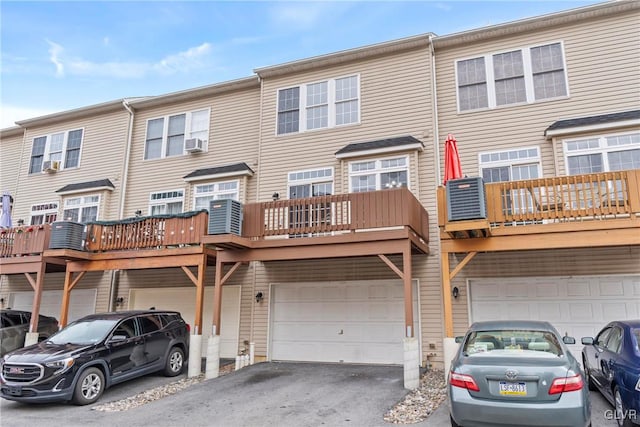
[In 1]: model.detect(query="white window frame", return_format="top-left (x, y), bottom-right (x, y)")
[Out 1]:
top-left (148, 189), bottom-right (185, 215)
top-left (192, 180), bottom-right (239, 211)
top-left (29, 202), bottom-right (59, 225)
top-left (276, 74), bottom-right (360, 135)
top-left (563, 131), bottom-right (640, 175)
top-left (455, 41), bottom-right (569, 112)
top-left (62, 194), bottom-right (100, 223)
top-left (287, 167), bottom-right (334, 199)
top-left (143, 108), bottom-right (211, 160)
top-left (348, 155), bottom-right (410, 193)
top-left (28, 128), bottom-right (85, 174)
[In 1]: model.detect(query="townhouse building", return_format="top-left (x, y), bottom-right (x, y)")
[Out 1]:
top-left (1, 0), bottom-right (638, 387)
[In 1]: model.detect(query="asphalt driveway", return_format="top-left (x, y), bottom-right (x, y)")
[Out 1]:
top-left (0, 362), bottom-right (621, 427)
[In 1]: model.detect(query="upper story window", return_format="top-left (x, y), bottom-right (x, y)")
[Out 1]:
top-left (564, 132), bottom-right (640, 174)
top-left (349, 156), bottom-right (408, 193)
top-left (149, 189), bottom-right (184, 215)
top-left (277, 75), bottom-right (359, 135)
top-left (193, 181), bottom-right (239, 211)
top-left (479, 147), bottom-right (541, 183)
top-left (30, 202), bottom-right (59, 225)
top-left (63, 195), bottom-right (99, 223)
top-left (288, 168), bottom-right (333, 199)
top-left (144, 109), bottom-right (210, 160)
top-left (28, 129), bottom-right (84, 174)
top-left (456, 42), bottom-right (568, 112)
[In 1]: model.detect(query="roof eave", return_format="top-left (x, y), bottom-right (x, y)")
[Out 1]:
top-left (335, 143), bottom-right (424, 159)
top-left (15, 99), bottom-right (130, 128)
top-left (545, 118), bottom-right (640, 139)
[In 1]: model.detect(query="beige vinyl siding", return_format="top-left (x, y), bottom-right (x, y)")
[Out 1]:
top-left (434, 9), bottom-right (640, 179)
top-left (124, 87), bottom-right (260, 217)
top-left (10, 109), bottom-right (130, 222)
top-left (448, 247), bottom-right (640, 336)
top-left (0, 130), bottom-right (24, 197)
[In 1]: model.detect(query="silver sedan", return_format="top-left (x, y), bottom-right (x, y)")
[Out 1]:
top-left (449, 320), bottom-right (591, 427)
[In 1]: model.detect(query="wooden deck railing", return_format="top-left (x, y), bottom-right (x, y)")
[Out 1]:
top-left (242, 187), bottom-right (429, 241)
top-left (438, 169), bottom-right (640, 229)
top-left (0, 225), bottom-right (51, 258)
top-left (86, 211), bottom-right (208, 252)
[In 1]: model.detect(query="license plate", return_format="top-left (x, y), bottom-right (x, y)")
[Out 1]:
top-left (7, 385), bottom-right (22, 396)
top-left (499, 381), bottom-right (527, 396)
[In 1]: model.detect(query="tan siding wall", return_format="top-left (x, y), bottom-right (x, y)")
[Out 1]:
top-left (10, 109), bottom-right (130, 222)
top-left (0, 132), bottom-right (24, 198)
top-left (434, 10), bottom-right (640, 178)
top-left (124, 87), bottom-right (261, 217)
top-left (448, 247), bottom-right (640, 336)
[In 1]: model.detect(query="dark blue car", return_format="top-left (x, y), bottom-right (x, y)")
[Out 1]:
top-left (582, 320), bottom-right (640, 427)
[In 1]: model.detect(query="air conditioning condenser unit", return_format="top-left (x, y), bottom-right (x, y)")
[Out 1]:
top-left (446, 177), bottom-right (487, 221)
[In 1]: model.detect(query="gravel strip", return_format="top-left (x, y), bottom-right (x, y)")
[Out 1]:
top-left (383, 369), bottom-right (447, 424)
top-left (93, 363), bottom-right (235, 412)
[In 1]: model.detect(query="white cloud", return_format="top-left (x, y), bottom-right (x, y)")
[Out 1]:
top-left (269, 3), bottom-right (336, 31)
top-left (433, 2), bottom-right (452, 12)
top-left (103, 36), bottom-right (110, 47)
top-left (0, 105), bottom-right (58, 128)
top-left (44, 40), bottom-right (213, 79)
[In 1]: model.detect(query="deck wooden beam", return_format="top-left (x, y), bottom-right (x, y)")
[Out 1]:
top-left (378, 254), bottom-right (404, 280)
top-left (441, 252), bottom-right (454, 338)
top-left (59, 271), bottom-right (86, 327)
top-left (27, 263), bottom-right (46, 333)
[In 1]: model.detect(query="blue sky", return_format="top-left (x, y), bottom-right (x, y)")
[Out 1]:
top-left (1, 0), bottom-right (601, 128)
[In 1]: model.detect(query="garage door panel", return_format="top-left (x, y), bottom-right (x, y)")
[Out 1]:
top-left (271, 280), bottom-right (419, 365)
top-left (599, 280), bottom-right (625, 296)
top-left (10, 290), bottom-right (96, 323)
top-left (535, 283), bottom-right (559, 298)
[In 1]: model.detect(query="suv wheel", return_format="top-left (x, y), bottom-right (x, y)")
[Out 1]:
top-left (72, 367), bottom-right (105, 405)
top-left (164, 347), bottom-right (184, 376)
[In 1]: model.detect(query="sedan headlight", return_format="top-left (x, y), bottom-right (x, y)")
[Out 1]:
top-left (45, 357), bottom-right (75, 375)
top-left (635, 376), bottom-right (640, 392)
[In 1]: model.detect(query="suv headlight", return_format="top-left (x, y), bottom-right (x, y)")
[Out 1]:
top-left (45, 357), bottom-right (75, 375)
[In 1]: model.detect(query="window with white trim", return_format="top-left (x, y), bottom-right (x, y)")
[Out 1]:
top-left (287, 168), bottom-right (334, 236)
top-left (564, 132), bottom-right (640, 174)
top-left (30, 202), bottom-right (59, 225)
top-left (479, 147), bottom-right (541, 214)
top-left (277, 75), bottom-right (359, 135)
top-left (144, 109), bottom-right (210, 159)
top-left (28, 129), bottom-right (84, 174)
top-left (149, 190), bottom-right (184, 215)
top-left (63, 195), bottom-right (99, 223)
top-left (456, 42), bottom-right (568, 112)
top-left (193, 181), bottom-right (239, 211)
top-left (349, 156), bottom-right (408, 193)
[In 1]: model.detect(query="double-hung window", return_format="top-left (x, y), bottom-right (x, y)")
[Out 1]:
top-left (193, 181), bottom-right (239, 211)
top-left (149, 190), bottom-right (184, 215)
top-left (28, 129), bottom-right (84, 174)
top-left (456, 42), bottom-right (568, 112)
top-left (277, 75), bottom-right (359, 135)
top-left (144, 109), bottom-right (210, 159)
top-left (30, 202), bottom-right (59, 225)
top-left (349, 156), bottom-right (408, 193)
top-left (63, 195), bottom-right (99, 223)
top-left (479, 147), bottom-right (541, 214)
top-left (565, 132), bottom-right (640, 174)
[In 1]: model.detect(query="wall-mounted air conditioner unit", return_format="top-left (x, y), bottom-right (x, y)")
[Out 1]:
top-left (184, 138), bottom-right (204, 153)
top-left (446, 177), bottom-right (487, 221)
top-left (42, 160), bottom-right (60, 173)
top-left (208, 199), bottom-right (243, 235)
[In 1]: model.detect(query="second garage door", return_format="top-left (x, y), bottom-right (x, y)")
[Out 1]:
top-left (10, 289), bottom-right (97, 323)
top-left (469, 275), bottom-right (640, 357)
top-left (270, 280), bottom-right (420, 365)
top-left (129, 286), bottom-right (241, 358)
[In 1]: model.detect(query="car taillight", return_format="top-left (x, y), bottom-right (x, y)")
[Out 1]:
top-left (549, 374), bottom-right (583, 394)
top-left (186, 323), bottom-right (191, 333)
top-left (450, 372), bottom-right (480, 392)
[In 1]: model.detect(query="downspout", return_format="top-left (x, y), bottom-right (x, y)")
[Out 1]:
top-left (109, 99), bottom-right (135, 311)
top-left (250, 75), bottom-right (264, 343)
top-left (429, 34), bottom-right (442, 185)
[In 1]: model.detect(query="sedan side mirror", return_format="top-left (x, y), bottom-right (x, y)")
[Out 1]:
top-left (562, 336), bottom-right (576, 345)
top-left (108, 335), bottom-right (127, 344)
top-left (581, 337), bottom-right (594, 345)
top-left (454, 336), bottom-right (464, 344)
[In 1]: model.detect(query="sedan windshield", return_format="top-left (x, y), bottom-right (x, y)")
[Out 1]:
top-left (463, 329), bottom-right (563, 356)
top-left (48, 319), bottom-right (118, 345)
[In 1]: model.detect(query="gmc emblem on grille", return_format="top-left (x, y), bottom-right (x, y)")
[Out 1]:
top-left (9, 367), bottom-right (25, 374)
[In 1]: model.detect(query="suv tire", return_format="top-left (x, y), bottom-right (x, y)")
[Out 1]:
top-left (72, 367), bottom-right (105, 405)
top-left (164, 347), bottom-right (184, 376)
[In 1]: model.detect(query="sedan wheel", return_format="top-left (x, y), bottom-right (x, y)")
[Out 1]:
top-left (614, 386), bottom-right (633, 427)
top-left (72, 367), bottom-right (105, 405)
top-left (164, 347), bottom-right (184, 377)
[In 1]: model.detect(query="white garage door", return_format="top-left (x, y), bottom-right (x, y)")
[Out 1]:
top-left (270, 280), bottom-right (420, 365)
top-left (469, 275), bottom-right (640, 357)
top-left (10, 289), bottom-right (97, 323)
top-left (129, 286), bottom-right (241, 358)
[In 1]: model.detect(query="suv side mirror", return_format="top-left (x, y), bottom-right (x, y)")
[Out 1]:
top-left (581, 337), bottom-right (594, 345)
top-left (562, 336), bottom-right (576, 345)
top-left (108, 335), bottom-right (127, 344)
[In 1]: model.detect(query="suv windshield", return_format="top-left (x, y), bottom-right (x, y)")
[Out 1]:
top-left (49, 319), bottom-right (119, 345)
top-left (463, 329), bottom-right (563, 357)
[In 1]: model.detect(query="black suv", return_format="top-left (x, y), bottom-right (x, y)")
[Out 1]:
top-left (0, 310), bottom-right (189, 405)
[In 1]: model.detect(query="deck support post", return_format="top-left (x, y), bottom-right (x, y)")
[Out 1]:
top-left (186, 254), bottom-right (207, 378)
top-left (59, 271), bottom-right (86, 328)
top-left (24, 263), bottom-right (47, 345)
